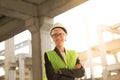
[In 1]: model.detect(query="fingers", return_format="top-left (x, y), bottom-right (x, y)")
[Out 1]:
top-left (75, 64), bottom-right (81, 69)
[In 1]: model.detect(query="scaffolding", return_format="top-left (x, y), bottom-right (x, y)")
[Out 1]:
top-left (78, 23), bottom-right (120, 80)
top-left (97, 23), bottom-right (120, 80)
top-left (0, 39), bottom-right (32, 80)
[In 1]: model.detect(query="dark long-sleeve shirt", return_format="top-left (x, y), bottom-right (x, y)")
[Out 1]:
top-left (44, 47), bottom-right (85, 80)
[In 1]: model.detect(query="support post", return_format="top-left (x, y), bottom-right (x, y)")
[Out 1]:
top-left (25, 16), bottom-right (53, 80)
top-left (5, 37), bottom-right (16, 80)
top-left (97, 26), bottom-right (110, 80)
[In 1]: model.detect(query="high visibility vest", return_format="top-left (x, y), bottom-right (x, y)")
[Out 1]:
top-left (46, 50), bottom-right (77, 72)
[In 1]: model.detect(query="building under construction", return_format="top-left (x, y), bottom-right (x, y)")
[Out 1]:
top-left (0, 0), bottom-right (120, 80)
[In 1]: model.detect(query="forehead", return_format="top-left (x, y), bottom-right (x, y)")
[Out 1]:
top-left (52, 28), bottom-right (65, 33)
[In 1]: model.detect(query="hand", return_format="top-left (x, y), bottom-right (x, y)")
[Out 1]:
top-left (75, 64), bottom-right (81, 69)
top-left (55, 70), bottom-right (62, 74)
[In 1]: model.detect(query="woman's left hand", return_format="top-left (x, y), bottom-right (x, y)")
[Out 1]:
top-left (75, 64), bottom-right (81, 69)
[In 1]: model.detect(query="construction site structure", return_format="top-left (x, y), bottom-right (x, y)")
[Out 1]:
top-left (78, 23), bottom-right (120, 80)
top-left (0, 1), bottom-right (88, 80)
top-left (0, 23), bottom-right (120, 80)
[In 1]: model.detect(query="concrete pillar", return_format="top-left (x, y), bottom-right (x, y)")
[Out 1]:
top-left (84, 17), bottom-right (94, 80)
top-left (25, 16), bottom-right (53, 80)
top-left (40, 16), bottom-right (53, 80)
top-left (18, 54), bottom-right (25, 80)
top-left (28, 40), bottom-right (32, 57)
top-left (40, 16), bottom-right (54, 58)
top-left (113, 52), bottom-right (119, 63)
top-left (97, 26), bottom-right (110, 80)
top-left (27, 66), bottom-right (33, 80)
top-left (5, 37), bottom-right (16, 80)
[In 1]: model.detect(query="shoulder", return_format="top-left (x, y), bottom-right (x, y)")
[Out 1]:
top-left (66, 49), bottom-right (76, 53)
top-left (45, 50), bottom-right (56, 56)
top-left (66, 49), bottom-right (77, 56)
top-left (44, 50), bottom-right (54, 59)
top-left (45, 50), bottom-right (54, 54)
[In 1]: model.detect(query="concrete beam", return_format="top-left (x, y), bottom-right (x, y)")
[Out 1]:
top-left (105, 39), bottom-right (120, 53)
top-left (0, 7), bottom-right (31, 20)
top-left (78, 39), bottom-right (120, 61)
top-left (0, 0), bottom-right (88, 19)
top-left (38, 0), bottom-right (88, 17)
top-left (0, 19), bottom-right (26, 42)
top-left (107, 63), bottom-right (120, 71)
top-left (0, 0), bottom-right (37, 19)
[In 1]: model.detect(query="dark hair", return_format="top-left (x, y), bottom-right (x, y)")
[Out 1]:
top-left (50, 27), bottom-right (67, 36)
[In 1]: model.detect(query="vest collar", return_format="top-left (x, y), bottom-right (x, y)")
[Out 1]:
top-left (54, 47), bottom-right (66, 62)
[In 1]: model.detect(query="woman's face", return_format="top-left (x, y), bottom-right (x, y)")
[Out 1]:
top-left (51, 28), bottom-right (67, 47)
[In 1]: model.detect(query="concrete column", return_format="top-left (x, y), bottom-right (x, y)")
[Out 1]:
top-left (27, 66), bottom-right (33, 80)
top-left (40, 16), bottom-right (53, 80)
top-left (84, 17), bottom-right (94, 80)
top-left (25, 16), bottom-right (53, 80)
top-left (5, 37), bottom-right (16, 80)
top-left (28, 40), bottom-right (32, 57)
top-left (40, 16), bottom-right (54, 57)
top-left (97, 26), bottom-right (110, 80)
top-left (113, 52), bottom-right (119, 63)
top-left (32, 30), bottom-right (43, 80)
top-left (18, 54), bottom-right (25, 80)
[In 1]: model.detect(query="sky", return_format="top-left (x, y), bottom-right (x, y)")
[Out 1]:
top-left (0, 0), bottom-right (120, 78)
top-left (54, 0), bottom-right (120, 52)
top-left (54, 0), bottom-right (120, 78)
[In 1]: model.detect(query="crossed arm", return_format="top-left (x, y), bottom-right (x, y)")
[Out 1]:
top-left (44, 53), bottom-right (85, 80)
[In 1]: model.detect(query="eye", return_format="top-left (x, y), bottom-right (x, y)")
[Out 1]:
top-left (52, 33), bottom-right (65, 37)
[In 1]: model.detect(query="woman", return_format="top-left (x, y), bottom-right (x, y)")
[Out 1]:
top-left (44, 23), bottom-right (85, 80)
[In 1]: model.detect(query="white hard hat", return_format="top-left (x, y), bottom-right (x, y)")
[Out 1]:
top-left (50, 23), bottom-right (67, 36)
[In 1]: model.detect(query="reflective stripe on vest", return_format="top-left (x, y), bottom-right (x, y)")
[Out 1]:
top-left (46, 50), bottom-right (77, 72)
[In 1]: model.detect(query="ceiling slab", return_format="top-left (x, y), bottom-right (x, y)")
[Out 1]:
top-left (0, 0), bottom-right (88, 42)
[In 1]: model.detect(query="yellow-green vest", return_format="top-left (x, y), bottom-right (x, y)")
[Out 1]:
top-left (46, 50), bottom-right (77, 72)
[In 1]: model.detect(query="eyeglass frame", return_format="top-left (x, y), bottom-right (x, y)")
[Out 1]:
top-left (51, 33), bottom-right (66, 38)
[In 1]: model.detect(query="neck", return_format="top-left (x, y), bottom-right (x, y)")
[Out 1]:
top-left (56, 46), bottom-right (64, 53)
